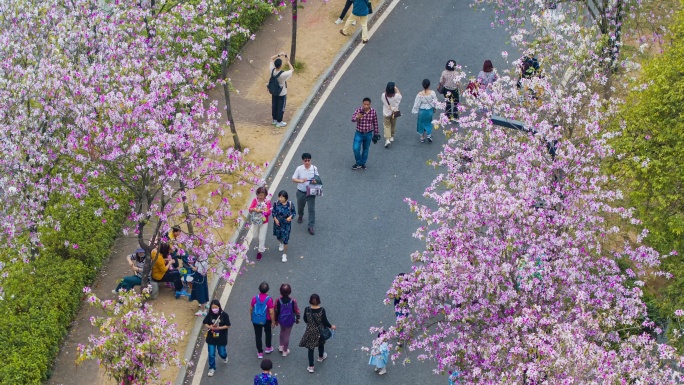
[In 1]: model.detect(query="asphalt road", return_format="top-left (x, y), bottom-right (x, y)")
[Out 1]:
top-left (195, 1), bottom-right (509, 384)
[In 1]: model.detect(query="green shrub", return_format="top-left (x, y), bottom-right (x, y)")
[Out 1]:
top-left (0, 188), bottom-right (130, 384)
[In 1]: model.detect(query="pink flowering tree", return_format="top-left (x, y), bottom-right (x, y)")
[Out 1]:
top-left (372, 2), bottom-right (684, 382)
top-left (77, 287), bottom-right (185, 385)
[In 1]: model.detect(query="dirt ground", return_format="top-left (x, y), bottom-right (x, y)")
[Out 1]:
top-left (47, 1), bottom-right (365, 384)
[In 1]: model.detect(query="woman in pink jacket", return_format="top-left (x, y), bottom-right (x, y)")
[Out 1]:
top-left (249, 186), bottom-right (272, 261)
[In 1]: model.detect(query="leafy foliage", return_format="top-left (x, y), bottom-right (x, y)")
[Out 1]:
top-left (609, 3), bottom-right (684, 350)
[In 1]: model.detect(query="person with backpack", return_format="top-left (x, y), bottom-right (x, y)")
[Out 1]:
top-left (251, 282), bottom-right (276, 359)
top-left (268, 52), bottom-right (294, 128)
top-left (274, 283), bottom-right (300, 357)
top-left (299, 293), bottom-right (336, 373)
top-left (202, 300), bottom-right (231, 377)
top-left (254, 358), bottom-right (278, 385)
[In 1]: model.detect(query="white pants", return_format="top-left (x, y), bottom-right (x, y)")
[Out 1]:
top-left (252, 222), bottom-right (268, 252)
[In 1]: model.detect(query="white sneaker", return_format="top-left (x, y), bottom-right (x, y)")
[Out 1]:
top-left (278, 243), bottom-right (284, 251)
top-left (390, 137), bottom-right (394, 142)
top-left (195, 310), bottom-right (207, 317)
top-left (282, 349), bottom-right (290, 357)
top-left (272, 120), bottom-right (277, 125)
top-left (307, 366), bottom-right (315, 373)
top-left (207, 369), bottom-right (215, 377)
top-left (111, 290), bottom-right (118, 294)
top-left (334, 18), bottom-right (343, 24)
top-left (378, 367), bottom-right (386, 375)
top-left (282, 254), bottom-right (287, 263)
top-left (276, 121), bottom-right (287, 127)
top-left (317, 352), bottom-right (327, 362)
top-left (351, 20), bottom-right (356, 25)
top-left (384, 139), bottom-right (390, 148)
top-left (223, 357), bottom-right (228, 364)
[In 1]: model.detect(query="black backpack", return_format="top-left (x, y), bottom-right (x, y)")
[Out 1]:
top-left (267, 69), bottom-right (284, 95)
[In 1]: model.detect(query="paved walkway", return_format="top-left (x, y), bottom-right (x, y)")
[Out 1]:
top-left (190, 1), bottom-right (510, 384)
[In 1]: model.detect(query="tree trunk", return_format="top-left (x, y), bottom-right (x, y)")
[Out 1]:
top-left (221, 36), bottom-right (242, 151)
top-left (290, 0), bottom-right (298, 66)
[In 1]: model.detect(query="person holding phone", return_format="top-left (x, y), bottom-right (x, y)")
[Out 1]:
top-left (350, 97), bottom-right (379, 170)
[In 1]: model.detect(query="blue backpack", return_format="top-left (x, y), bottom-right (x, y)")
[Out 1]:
top-left (252, 295), bottom-right (270, 325)
top-left (278, 298), bottom-right (296, 327)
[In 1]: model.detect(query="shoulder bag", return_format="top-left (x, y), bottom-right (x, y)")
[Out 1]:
top-left (306, 306), bottom-right (332, 340)
top-left (385, 94), bottom-right (401, 118)
top-left (305, 166), bottom-right (323, 197)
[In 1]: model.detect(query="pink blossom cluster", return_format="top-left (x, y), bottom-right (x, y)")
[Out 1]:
top-left (373, 0), bottom-right (684, 382)
top-left (77, 287), bottom-right (186, 384)
top-left (0, 0), bottom-right (280, 291)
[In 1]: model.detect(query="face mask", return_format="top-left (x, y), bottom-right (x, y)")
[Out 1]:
top-left (211, 308), bottom-right (220, 314)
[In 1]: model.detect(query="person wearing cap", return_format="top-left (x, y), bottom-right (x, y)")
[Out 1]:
top-left (112, 247), bottom-right (150, 294)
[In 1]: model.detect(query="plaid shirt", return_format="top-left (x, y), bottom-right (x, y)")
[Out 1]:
top-left (351, 106), bottom-right (379, 135)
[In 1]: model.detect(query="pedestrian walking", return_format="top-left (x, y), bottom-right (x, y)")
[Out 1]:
top-left (381, 81), bottom-right (402, 148)
top-left (249, 186), bottom-right (272, 261)
top-left (272, 191), bottom-right (296, 262)
top-left (203, 300), bottom-right (231, 377)
top-left (438, 60), bottom-right (460, 121)
top-left (291, 153), bottom-right (320, 235)
top-left (268, 53), bottom-right (294, 128)
top-left (275, 283), bottom-right (301, 357)
top-left (251, 282), bottom-right (276, 359)
top-left (339, 0), bottom-right (371, 44)
top-left (350, 97), bottom-right (379, 170)
top-left (189, 255), bottom-right (210, 316)
top-left (299, 293), bottom-right (337, 373)
top-left (412, 79), bottom-right (439, 143)
top-left (477, 59), bottom-right (498, 87)
top-left (334, 0), bottom-right (356, 25)
top-left (254, 359), bottom-right (278, 385)
top-left (369, 331), bottom-right (389, 375)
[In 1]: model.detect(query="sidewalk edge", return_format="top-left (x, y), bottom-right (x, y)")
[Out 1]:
top-left (175, 1), bottom-right (393, 384)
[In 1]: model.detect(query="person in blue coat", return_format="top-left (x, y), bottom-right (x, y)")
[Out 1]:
top-left (369, 331), bottom-right (389, 375)
top-left (340, 0), bottom-right (371, 44)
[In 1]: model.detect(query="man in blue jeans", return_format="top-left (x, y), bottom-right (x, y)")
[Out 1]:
top-left (351, 97), bottom-right (379, 170)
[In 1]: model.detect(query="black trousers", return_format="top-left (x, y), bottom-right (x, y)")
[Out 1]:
top-left (157, 270), bottom-right (183, 291)
top-left (271, 94), bottom-right (287, 122)
top-left (442, 88), bottom-right (459, 119)
top-left (253, 323), bottom-right (272, 353)
top-left (307, 342), bottom-right (325, 366)
top-left (339, 0), bottom-right (353, 19)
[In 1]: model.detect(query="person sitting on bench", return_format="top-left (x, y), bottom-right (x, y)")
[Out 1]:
top-left (151, 242), bottom-right (184, 297)
top-left (112, 248), bottom-right (150, 294)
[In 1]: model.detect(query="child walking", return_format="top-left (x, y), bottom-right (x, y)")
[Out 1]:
top-left (369, 331), bottom-right (389, 375)
top-left (272, 190), bottom-right (296, 263)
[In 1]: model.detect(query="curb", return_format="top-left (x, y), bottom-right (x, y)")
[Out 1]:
top-left (175, 2), bottom-right (392, 384)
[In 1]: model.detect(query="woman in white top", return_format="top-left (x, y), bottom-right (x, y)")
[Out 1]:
top-left (411, 79), bottom-right (439, 143)
top-left (439, 60), bottom-right (460, 121)
top-left (381, 82), bottom-right (402, 148)
top-left (477, 60), bottom-right (498, 88)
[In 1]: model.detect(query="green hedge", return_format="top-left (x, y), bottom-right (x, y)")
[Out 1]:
top-left (0, 188), bottom-right (130, 385)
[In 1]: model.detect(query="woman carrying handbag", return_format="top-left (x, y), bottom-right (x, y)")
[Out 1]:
top-left (381, 81), bottom-right (402, 148)
top-left (299, 293), bottom-right (336, 373)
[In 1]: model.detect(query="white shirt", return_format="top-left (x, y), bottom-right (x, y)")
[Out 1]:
top-left (381, 92), bottom-right (403, 117)
top-left (293, 164), bottom-right (319, 192)
top-left (269, 62), bottom-right (293, 96)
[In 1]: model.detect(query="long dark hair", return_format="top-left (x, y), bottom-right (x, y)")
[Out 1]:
top-left (210, 299), bottom-right (222, 314)
top-left (385, 82), bottom-right (396, 97)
